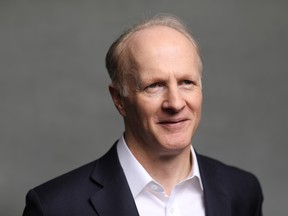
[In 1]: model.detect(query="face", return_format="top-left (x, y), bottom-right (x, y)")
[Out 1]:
top-left (110, 26), bottom-right (202, 157)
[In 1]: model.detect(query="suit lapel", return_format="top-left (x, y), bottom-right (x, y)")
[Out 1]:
top-left (197, 154), bottom-right (231, 216)
top-left (89, 144), bottom-right (139, 216)
top-left (89, 145), bottom-right (231, 216)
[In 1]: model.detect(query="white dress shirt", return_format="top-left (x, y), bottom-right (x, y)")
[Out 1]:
top-left (117, 136), bottom-right (205, 216)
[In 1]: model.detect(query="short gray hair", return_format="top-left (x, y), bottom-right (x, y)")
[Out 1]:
top-left (105, 14), bottom-right (202, 96)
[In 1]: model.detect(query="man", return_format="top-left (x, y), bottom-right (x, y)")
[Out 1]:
top-left (23, 14), bottom-right (263, 216)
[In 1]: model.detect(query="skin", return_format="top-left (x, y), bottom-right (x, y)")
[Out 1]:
top-left (109, 26), bottom-right (202, 194)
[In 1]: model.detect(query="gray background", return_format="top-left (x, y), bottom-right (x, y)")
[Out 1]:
top-left (1, 1), bottom-right (287, 215)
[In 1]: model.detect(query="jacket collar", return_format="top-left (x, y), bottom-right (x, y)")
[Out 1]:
top-left (89, 144), bottom-right (140, 216)
top-left (197, 154), bottom-right (231, 216)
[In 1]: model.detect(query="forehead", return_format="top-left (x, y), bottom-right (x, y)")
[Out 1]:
top-left (125, 26), bottom-right (200, 78)
top-left (127, 25), bottom-right (196, 52)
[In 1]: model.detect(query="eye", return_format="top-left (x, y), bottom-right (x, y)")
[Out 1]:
top-left (182, 80), bottom-right (194, 85)
top-left (144, 82), bottom-right (165, 95)
top-left (179, 80), bottom-right (196, 89)
top-left (148, 82), bottom-right (163, 88)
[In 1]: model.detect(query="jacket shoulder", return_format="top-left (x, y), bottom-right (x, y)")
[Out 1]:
top-left (198, 154), bottom-right (261, 187)
top-left (23, 144), bottom-right (120, 216)
top-left (197, 154), bottom-right (263, 215)
top-left (34, 159), bottom-right (98, 195)
top-left (23, 160), bottom-right (99, 216)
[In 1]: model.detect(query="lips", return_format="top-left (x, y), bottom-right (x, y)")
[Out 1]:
top-left (158, 118), bottom-right (189, 129)
top-left (159, 118), bottom-right (187, 124)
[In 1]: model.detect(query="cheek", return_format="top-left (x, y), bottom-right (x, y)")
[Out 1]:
top-left (134, 98), bottom-right (160, 121)
top-left (188, 93), bottom-right (202, 112)
top-left (125, 98), bottom-right (151, 120)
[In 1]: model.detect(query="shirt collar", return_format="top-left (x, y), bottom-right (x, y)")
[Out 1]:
top-left (117, 135), bottom-right (203, 198)
top-left (188, 143), bottom-right (203, 190)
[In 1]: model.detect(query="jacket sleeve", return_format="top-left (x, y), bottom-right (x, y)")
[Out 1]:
top-left (235, 172), bottom-right (264, 216)
top-left (254, 178), bottom-right (264, 216)
top-left (23, 189), bottom-right (45, 216)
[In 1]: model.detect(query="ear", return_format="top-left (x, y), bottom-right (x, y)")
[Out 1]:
top-left (109, 84), bottom-right (127, 117)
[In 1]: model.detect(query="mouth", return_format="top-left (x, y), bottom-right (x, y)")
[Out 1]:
top-left (158, 118), bottom-right (189, 129)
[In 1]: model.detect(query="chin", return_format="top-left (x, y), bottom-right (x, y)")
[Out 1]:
top-left (164, 133), bottom-right (192, 145)
top-left (158, 137), bottom-right (192, 152)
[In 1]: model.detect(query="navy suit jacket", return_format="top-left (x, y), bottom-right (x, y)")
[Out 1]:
top-left (23, 144), bottom-right (263, 216)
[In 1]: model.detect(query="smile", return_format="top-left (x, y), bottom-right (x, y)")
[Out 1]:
top-left (158, 119), bottom-right (189, 129)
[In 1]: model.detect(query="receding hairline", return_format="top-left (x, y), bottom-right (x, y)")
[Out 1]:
top-left (105, 14), bottom-right (203, 95)
top-left (125, 25), bottom-right (199, 54)
top-left (124, 25), bottom-right (202, 73)
top-left (118, 17), bottom-right (201, 64)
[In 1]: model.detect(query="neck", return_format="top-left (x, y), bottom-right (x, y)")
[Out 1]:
top-left (127, 141), bottom-right (192, 195)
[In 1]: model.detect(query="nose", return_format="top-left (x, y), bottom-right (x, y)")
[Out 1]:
top-left (162, 86), bottom-right (185, 113)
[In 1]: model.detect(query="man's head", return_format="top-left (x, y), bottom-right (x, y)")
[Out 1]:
top-left (106, 14), bottom-right (202, 97)
top-left (106, 14), bottom-right (203, 157)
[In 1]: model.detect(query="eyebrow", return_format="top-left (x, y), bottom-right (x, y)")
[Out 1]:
top-left (136, 72), bottom-right (201, 88)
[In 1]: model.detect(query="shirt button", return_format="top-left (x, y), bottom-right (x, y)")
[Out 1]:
top-left (151, 184), bottom-right (158, 190)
